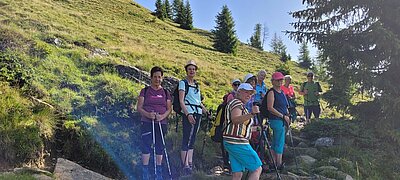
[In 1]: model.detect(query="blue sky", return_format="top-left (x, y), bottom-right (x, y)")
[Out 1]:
top-left (134, 0), bottom-right (317, 61)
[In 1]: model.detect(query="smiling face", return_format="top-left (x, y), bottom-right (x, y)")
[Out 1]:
top-left (238, 89), bottom-right (254, 103)
top-left (186, 65), bottom-right (197, 78)
top-left (151, 71), bottom-right (163, 86)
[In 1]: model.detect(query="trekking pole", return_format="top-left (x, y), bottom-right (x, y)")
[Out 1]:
top-left (287, 121), bottom-right (299, 173)
top-left (255, 111), bottom-right (281, 180)
top-left (151, 112), bottom-right (157, 178)
top-left (158, 122), bottom-right (172, 180)
top-left (183, 123), bottom-right (194, 168)
top-left (200, 110), bottom-right (212, 160)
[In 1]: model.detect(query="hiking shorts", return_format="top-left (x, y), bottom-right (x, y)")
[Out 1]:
top-left (181, 113), bottom-right (202, 151)
top-left (223, 141), bottom-right (262, 172)
top-left (140, 121), bottom-right (167, 155)
top-left (269, 119), bottom-right (285, 154)
top-left (304, 105), bottom-right (321, 119)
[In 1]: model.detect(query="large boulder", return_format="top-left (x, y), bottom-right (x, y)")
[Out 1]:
top-left (54, 158), bottom-right (112, 180)
top-left (297, 155), bottom-right (317, 166)
top-left (314, 137), bottom-right (334, 148)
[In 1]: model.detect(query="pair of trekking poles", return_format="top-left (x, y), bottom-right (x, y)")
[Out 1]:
top-left (252, 103), bottom-right (299, 180)
top-left (150, 113), bottom-right (172, 180)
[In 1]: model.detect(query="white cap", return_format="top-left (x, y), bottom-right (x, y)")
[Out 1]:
top-left (232, 79), bottom-right (241, 84)
top-left (238, 83), bottom-right (255, 92)
top-left (243, 73), bottom-right (255, 82)
top-left (285, 75), bottom-right (292, 79)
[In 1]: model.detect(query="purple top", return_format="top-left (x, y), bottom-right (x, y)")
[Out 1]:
top-left (139, 86), bottom-right (172, 124)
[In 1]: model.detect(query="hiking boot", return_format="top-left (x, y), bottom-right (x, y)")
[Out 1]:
top-left (142, 165), bottom-right (149, 180)
top-left (156, 165), bottom-right (163, 180)
top-left (182, 166), bottom-right (192, 176)
top-left (277, 163), bottom-right (285, 171)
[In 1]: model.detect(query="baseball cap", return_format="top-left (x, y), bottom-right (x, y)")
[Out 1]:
top-left (238, 83), bottom-right (255, 92)
top-left (284, 75), bottom-right (292, 79)
top-left (243, 73), bottom-right (255, 82)
top-left (271, 72), bottom-right (285, 80)
top-left (232, 79), bottom-right (241, 84)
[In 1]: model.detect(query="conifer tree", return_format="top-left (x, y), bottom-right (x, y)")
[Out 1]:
top-left (298, 41), bottom-right (312, 69)
top-left (155, 0), bottom-right (166, 20)
top-left (172, 0), bottom-right (183, 24)
top-left (180, 0), bottom-right (193, 30)
top-left (164, 0), bottom-right (172, 20)
top-left (270, 33), bottom-right (286, 55)
top-left (212, 5), bottom-right (238, 54)
top-left (249, 23), bottom-right (263, 50)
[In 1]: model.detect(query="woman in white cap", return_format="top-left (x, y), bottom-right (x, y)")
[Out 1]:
top-left (223, 79), bottom-right (241, 104)
top-left (266, 72), bottom-right (290, 171)
top-left (223, 83), bottom-right (262, 180)
top-left (178, 60), bottom-right (209, 175)
top-left (281, 75), bottom-right (297, 122)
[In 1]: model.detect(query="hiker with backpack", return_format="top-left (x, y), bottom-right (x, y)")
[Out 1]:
top-left (281, 75), bottom-right (297, 122)
top-left (254, 70), bottom-right (268, 103)
top-left (299, 72), bottom-right (322, 123)
top-left (223, 83), bottom-right (262, 180)
top-left (243, 74), bottom-right (257, 114)
top-left (137, 66), bottom-right (172, 180)
top-left (223, 79), bottom-right (241, 103)
top-left (177, 60), bottom-right (209, 175)
top-left (266, 72), bottom-right (291, 171)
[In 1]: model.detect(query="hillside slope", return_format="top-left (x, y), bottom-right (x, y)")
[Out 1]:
top-left (0, 0), bottom-right (314, 178)
top-left (0, 0), bottom-right (309, 108)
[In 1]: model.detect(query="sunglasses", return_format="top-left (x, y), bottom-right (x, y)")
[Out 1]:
top-left (307, 75), bottom-right (314, 77)
top-left (233, 83), bottom-right (240, 86)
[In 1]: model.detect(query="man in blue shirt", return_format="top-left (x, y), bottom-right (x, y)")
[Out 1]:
top-left (254, 70), bottom-right (268, 103)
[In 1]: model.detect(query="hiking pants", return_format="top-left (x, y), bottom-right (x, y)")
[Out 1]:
top-left (140, 121), bottom-right (167, 155)
top-left (304, 105), bottom-right (321, 119)
top-left (181, 113), bottom-right (202, 151)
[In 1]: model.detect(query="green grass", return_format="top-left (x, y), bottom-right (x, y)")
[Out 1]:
top-left (0, 173), bottom-right (35, 180)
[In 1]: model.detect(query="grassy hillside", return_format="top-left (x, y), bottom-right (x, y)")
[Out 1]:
top-left (0, 0), bottom-right (312, 109)
top-left (0, 0), bottom-right (327, 178)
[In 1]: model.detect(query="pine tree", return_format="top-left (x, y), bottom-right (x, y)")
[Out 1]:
top-left (249, 23), bottom-right (263, 50)
top-left (164, 0), bottom-right (172, 20)
top-left (270, 33), bottom-right (284, 54)
top-left (180, 0), bottom-right (193, 30)
top-left (288, 0), bottom-right (400, 125)
top-left (298, 41), bottom-right (312, 69)
top-left (155, 0), bottom-right (166, 20)
top-left (172, 0), bottom-right (183, 24)
top-left (212, 5), bottom-right (238, 54)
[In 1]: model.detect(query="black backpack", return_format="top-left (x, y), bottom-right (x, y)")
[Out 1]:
top-left (260, 89), bottom-right (274, 120)
top-left (172, 79), bottom-right (199, 115)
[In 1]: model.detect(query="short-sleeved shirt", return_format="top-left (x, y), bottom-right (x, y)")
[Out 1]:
top-left (223, 99), bottom-right (254, 144)
top-left (139, 87), bottom-right (171, 124)
top-left (281, 85), bottom-right (295, 98)
top-left (300, 81), bottom-right (322, 106)
top-left (179, 80), bottom-right (202, 114)
top-left (254, 81), bottom-right (268, 102)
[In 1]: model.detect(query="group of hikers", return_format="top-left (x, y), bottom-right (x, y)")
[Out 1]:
top-left (136, 60), bottom-right (322, 180)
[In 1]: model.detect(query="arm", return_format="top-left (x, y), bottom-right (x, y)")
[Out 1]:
top-left (230, 106), bottom-right (255, 125)
top-left (137, 96), bottom-right (155, 120)
top-left (158, 100), bottom-right (172, 121)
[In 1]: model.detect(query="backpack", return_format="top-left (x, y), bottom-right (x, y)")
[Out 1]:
top-left (260, 89), bottom-right (274, 120)
top-left (222, 91), bottom-right (235, 104)
top-left (209, 101), bottom-right (232, 142)
top-left (172, 79), bottom-right (199, 115)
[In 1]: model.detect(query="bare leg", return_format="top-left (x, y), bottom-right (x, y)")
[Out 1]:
top-left (248, 167), bottom-right (262, 180)
top-left (142, 154), bottom-right (150, 165)
top-left (232, 172), bottom-right (243, 180)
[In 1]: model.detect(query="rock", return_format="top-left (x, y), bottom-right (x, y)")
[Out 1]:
top-left (54, 158), bottom-right (112, 180)
top-left (334, 136), bottom-right (355, 146)
top-left (315, 166), bottom-right (338, 173)
top-left (314, 137), bottom-right (334, 147)
top-left (32, 174), bottom-right (53, 180)
top-left (13, 167), bottom-right (52, 176)
top-left (293, 147), bottom-right (320, 159)
top-left (336, 171), bottom-right (354, 180)
top-left (297, 142), bottom-right (308, 148)
top-left (291, 136), bottom-right (310, 146)
top-left (297, 155), bottom-right (317, 166)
